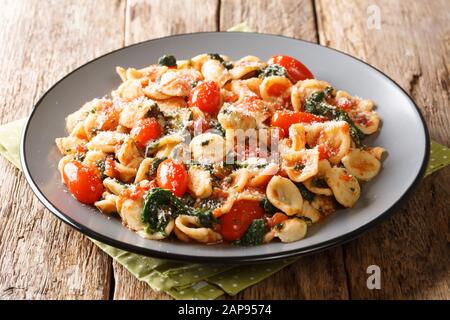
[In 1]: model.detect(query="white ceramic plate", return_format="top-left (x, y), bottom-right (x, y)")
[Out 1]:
top-left (21, 32), bottom-right (429, 262)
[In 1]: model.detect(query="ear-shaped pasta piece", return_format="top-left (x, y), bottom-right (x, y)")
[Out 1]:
top-left (158, 69), bottom-right (201, 97)
top-left (188, 167), bottom-right (213, 199)
top-left (95, 193), bottom-right (119, 215)
top-left (69, 121), bottom-right (87, 139)
top-left (289, 123), bottom-right (306, 151)
top-left (350, 110), bottom-right (380, 135)
top-left (103, 178), bottom-right (126, 195)
top-left (86, 131), bottom-right (127, 153)
top-left (174, 215), bottom-right (222, 244)
top-left (304, 121), bottom-right (351, 164)
top-left (115, 196), bottom-right (146, 231)
top-left (282, 148), bottom-right (319, 182)
top-left (248, 163), bottom-right (279, 187)
top-left (116, 66), bottom-right (127, 82)
top-left (116, 138), bottom-right (141, 166)
top-left (83, 113), bottom-right (98, 140)
top-left (229, 168), bottom-right (251, 193)
top-left (291, 79), bottom-right (331, 111)
top-left (299, 200), bottom-right (321, 223)
top-left (341, 148), bottom-right (381, 181)
top-left (83, 150), bottom-right (107, 169)
top-left (126, 157), bottom-right (144, 170)
top-left (189, 133), bottom-right (226, 163)
top-left (55, 136), bottom-right (87, 155)
top-left (229, 55), bottom-right (266, 80)
top-left (310, 195), bottom-right (337, 216)
top-left (325, 167), bottom-right (360, 207)
top-left (367, 146), bottom-right (385, 160)
top-left (66, 99), bottom-right (105, 133)
top-left (190, 53), bottom-right (210, 71)
top-left (114, 162), bottom-right (137, 183)
top-left (241, 78), bottom-right (262, 96)
top-left (142, 81), bottom-right (171, 100)
top-left (146, 134), bottom-right (183, 156)
top-left (274, 218), bottom-right (308, 243)
top-left (118, 99), bottom-right (154, 129)
top-left (217, 107), bottom-right (257, 130)
top-left (138, 219), bottom-right (175, 240)
top-left (201, 59), bottom-right (231, 87)
top-left (229, 80), bottom-right (259, 101)
top-left (260, 76), bottom-right (292, 102)
top-left (58, 155), bottom-right (74, 182)
top-left (113, 79), bottom-right (144, 101)
top-left (266, 176), bottom-right (303, 216)
top-left (134, 158), bottom-right (153, 183)
top-left (302, 159), bottom-right (333, 196)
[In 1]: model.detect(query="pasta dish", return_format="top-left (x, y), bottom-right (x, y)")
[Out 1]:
top-left (56, 53), bottom-right (384, 245)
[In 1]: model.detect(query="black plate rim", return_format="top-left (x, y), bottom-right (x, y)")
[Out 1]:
top-left (20, 31), bottom-right (430, 263)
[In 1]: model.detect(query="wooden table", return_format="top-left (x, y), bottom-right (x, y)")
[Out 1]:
top-left (0, 0), bottom-right (448, 300)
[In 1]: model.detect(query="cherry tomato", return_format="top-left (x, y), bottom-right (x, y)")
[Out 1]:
top-left (188, 81), bottom-right (221, 114)
top-left (219, 200), bottom-right (264, 242)
top-left (267, 212), bottom-right (288, 228)
top-left (271, 110), bottom-right (326, 133)
top-left (268, 55), bottom-right (314, 82)
top-left (63, 161), bottom-right (104, 205)
top-left (131, 117), bottom-right (162, 148)
top-left (156, 159), bottom-right (188, 197)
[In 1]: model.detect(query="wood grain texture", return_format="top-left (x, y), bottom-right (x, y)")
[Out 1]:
top-left (220, 0), bottom-right (349, 300)
top-left (0, 0), bottom-right (126, 299)
top-left (220, 0), bottom-right (317, 42)
top-left (111, 0), bottom-right (220, 300)
top-left (316, 0), bottom-right (450, 299)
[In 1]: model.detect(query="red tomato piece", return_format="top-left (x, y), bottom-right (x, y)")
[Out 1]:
top-left (131, 117), bottom-right (163, 148)
top-left (268, 55), bottom-right (314, 82)
top-left (219, 200), bottom-right (265, 242)
top-left (188, 81), bottom-right (221, 114)
top-left (156, 159), bottom-right (188, 197)
top-left (267, 212), bottom-right (288, 228)
top-left (271, 110), bottom-right (326, 133)
top-left (63, 161), bottom-right (104, 205)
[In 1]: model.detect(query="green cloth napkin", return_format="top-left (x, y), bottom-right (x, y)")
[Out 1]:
top-left (2, 22), bottom-right (449, 299)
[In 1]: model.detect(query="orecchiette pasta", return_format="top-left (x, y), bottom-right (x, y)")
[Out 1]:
top-left (56, 53), bottom-right (384, 246)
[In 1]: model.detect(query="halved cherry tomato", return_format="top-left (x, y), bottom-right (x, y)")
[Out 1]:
top-left (63, 161), bottom-right (104, 204)
top-left (219, 200), bottom-right (264, 242)
top-left (131, 117), bottom-right (162, 148)
top-left (267, 212), bottom-right (288, 228)
top-left (156, 159), bottom-right (188, 197)
top-left (188, 81), bottom-right (221, 114)
top-left (271, 110), bottom-right (326, 133)
top-left (268, 55), bottom-right (314, 83)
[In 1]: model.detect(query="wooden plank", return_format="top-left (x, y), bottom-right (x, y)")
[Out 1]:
top-left (0, 0), bottom-right (126, 299)
top-left (220, 0), bottom-right (350, 299)
top-left (316, 0), bottom-right (450, 299)
top-left (220, 0), bottom-right (317, 42)
top-left (111, 0), bottom-right (220, 300)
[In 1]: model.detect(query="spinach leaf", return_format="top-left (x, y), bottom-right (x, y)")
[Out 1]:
top-left (158, 54), bottom-right (177, 67)
top-left (149, 157), bottom-right (167, 176)
top-left (235, 219), bottom-right (266, 246)
top-left (260, 64), bottom-right (289, 79)
top-left (142, 188), bottom-right (217, 232)
top-left (296, 183), bottom-right (315, 202)
top-left (260, 198), bottom-right (278, 215)
top-left (303, 87), bottom-right (366, 146)
top-left (208, 53), bottom-right (233, 70)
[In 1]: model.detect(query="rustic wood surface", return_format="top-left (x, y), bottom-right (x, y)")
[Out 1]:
top-left (0, 0), bottom-right (448, 300)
